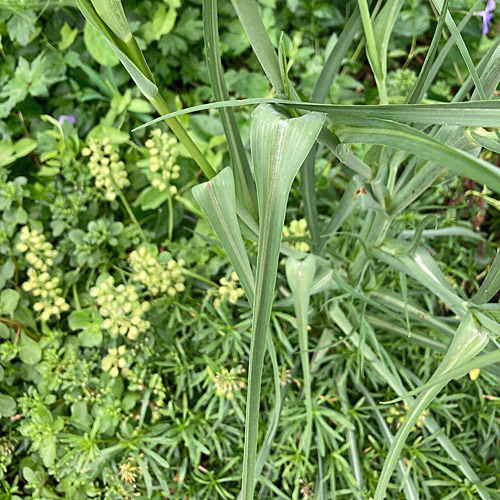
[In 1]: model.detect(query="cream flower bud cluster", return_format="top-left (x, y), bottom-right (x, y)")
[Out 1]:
top-left (101, 345), bottom-right (128, 378)
top-left (82, 137), bottom-right (130, 201)
top-left (144, 129), bottom-right (180, 193)
top-left (16, 226), bottom-right (58, 272)
top-left (387, 403), bottom-right (428, 430)
top-left (22, 269), bottom-right (70, 322)
top-left (17, 226), bottom-right (69, 322)
top-left (128, 246), bottom-right (185, 297)
top-left (213, 367), bottom-right (245, 399)
top-left (210, 271), bottom-right (244, 307)
top-left (282, 218), bottom-right (310, 252)
top-left (90, 276), bottom-right (150, 340)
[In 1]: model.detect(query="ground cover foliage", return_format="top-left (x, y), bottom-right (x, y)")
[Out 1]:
top-left (1, 0), bottom-right (500, 498)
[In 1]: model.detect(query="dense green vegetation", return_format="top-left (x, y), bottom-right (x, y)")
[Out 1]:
top-left (1, 0), bottom-right (500, 498)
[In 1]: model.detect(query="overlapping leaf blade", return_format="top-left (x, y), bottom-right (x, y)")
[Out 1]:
top-left (285, 255), bottom-right (316, 456)
top-left (202, 0), bottom-right (257, 216)
top-left (374, 312), bottom-right (489, 500)
top-left (332, 117), bottom-right (500, 194)
top-left (192, 167), bottom-right (254, 302)
top-left (241, 105), bottom-right (324, 500)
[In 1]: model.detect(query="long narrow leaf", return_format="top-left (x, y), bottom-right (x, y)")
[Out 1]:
top-left (374, 312), bottom-right (489, 500)
top-left (192, 167), bottom-right (255, 301)
top-left (431, 0), bottom-right (487, 99)
top-left (471, 250), bottom-right (500, 305)
top-left (333, 117), bottom-right (500, 194)
top-left (242, 105), bottom-right (324, 500)
top-left (337, 374), bottom-right (364, 496)
top-left (359, 384), bottom-right (420, 500)
top-left (312, 4), bottom-right (365, 102)
top-left (406, 0), bottom-right (449, 104)
top-left (75, 0), bottom-right (216, 178)
top-left (285, 255), bottom-right (316, 456)
top-left (421, 0), bottom-right (481, 102)
top-left (330, 304), bottom-right (492, 500)
top-left (387, 346), bottom-right (500, 404)
top-left (133, 98), bottom-right (500, 132)
top-left (318, 177), bottom-right (363, 254)
top-left (229, 0), bottom-right (285, 96)
top-left (374, 242), bottom-right (467, 316)
top-left (203, 0), bottom-right (257, 216)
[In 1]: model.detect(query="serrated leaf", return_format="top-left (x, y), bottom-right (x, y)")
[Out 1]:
top-left (0, 54), bottom-right (64, 118)
top-left (7, 10), bottom-right (36, 47)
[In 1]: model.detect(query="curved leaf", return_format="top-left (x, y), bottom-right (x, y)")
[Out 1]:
top-left (242, 105), bottom-right (324, 500)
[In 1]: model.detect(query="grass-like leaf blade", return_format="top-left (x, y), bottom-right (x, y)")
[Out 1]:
top-left (242, 105), bottom-right (324, 500)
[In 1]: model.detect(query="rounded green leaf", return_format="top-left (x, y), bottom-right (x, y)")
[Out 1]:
top-left (84, 21), bottom-right (119, 67)
top-left (0, 289), bottom-right (19, 315)
top-left (78, 327), bottom-right (103, 347)
top-left (0, 323), bottom-right (11, 339)
top-left (19, 333), bottom-right (42, 365)
top-left (0, 393), bottom-right (16, 417)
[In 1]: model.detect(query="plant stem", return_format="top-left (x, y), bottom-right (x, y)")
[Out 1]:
top-left (0, 317), bottom-right (39, 341)
top-left (117, 190), bottom-right (147, 241)
top-left (167, 190), bottom-right (174, 242)
top-left (109, 171), bottom-right (148, 242)
top-left (149, 94), bottom-right (216, 179)
top-left (181, 268), bottom-right (218, 287)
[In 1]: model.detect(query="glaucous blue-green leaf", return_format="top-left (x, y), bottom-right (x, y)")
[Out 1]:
top-left (374, 312), bottom-right (488, 500)
top-left (285, 254), bottom-right (316, 455)
top-left (241, 105), bottom-right (324, 500)
top-left (193, 167), bottom-right (254, 302)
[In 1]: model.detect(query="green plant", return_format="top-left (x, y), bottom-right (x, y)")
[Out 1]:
top-left (73, 0), bottom-right (500, 497)
top-left (1, 0), bottom-right (500, 497)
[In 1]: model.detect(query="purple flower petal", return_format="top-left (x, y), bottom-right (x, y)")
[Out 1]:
top-left (483, 15), bottom-right (490, 33)
top-left (58, 115), bottom-right (76, 125)
top-left (475, 2), bottom-right (495, 35)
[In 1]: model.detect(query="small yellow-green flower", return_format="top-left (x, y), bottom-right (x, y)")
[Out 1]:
top-left (209, 271), bottom-right (244, 307)
top-left (16, 226), bottom-right (58, 272)
top-left (22, 269), bottom-right (70, 322)
top-left (82, 137), bottom-right (129, 201)
top-left (140, 129), bottom-right (180, 193)
top-left (387, 403), bottom-right (428, 431)
top-left (128, 245), bottom-right (185, 297)
top-left (102, 345), bottom-right (128, 378)
top-left (282, 218), bottom-right (310, 252)
top-left (90, 276), bottom-right (150, 340)
top-left (213, 367), bottom-right (245, 399)
top-left (118, 456), bottom-right (141, 484)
